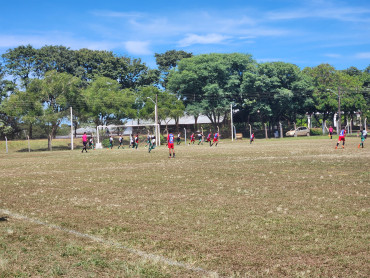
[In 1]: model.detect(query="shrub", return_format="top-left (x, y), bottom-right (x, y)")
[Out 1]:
top-left (310, 128), bottom-right (323, 136)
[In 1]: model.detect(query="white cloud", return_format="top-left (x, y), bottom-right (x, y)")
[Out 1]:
top-left (266, 1), bottom-right (370, 23)
top-left (354, 52), bottom-right (370, 59)
top-left (323, 53), bottom-right (341, 58)
top-left (178, 34), bottom-right (230, 47)
top-left (0, 34), bottom-right (120, 51)
top-left (124, 41), bottom-right (152, 55)
top-left (90, 10), bottom-right (143, 18)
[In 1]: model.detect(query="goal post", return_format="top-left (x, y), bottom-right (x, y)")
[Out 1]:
top-left (95, 124), bottom-right (160, 149)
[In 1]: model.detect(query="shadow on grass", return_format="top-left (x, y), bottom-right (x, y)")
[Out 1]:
top-left (0, 216), bottom-right (8, 222)
top-left (17, 146), bottom-right (75, 152)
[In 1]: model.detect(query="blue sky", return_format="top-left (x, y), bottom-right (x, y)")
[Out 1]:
top-left (1, 0), bottom-right (369, 70)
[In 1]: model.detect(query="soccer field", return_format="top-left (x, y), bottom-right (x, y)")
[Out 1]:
top-left (0, 137), bottom-right (369, 277)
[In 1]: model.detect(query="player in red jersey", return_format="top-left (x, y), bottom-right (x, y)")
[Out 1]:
top-left (189, 133), bottom-right (195, 145)
top-left (211, 132), bottom-right (219, 147)
top-left (336, 128), bottom-right (346, 149)
top-left (206, 132), bottom-right (212, 146)
top-left (250, 133), bottom-right (255, 144)
top-left (167, 133), bottom-right (175, 158)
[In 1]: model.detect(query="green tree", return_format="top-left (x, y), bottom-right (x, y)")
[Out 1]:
top-left (2, 44), bottom-right (37, 88)
top-left (155, 50), bottom-right (192, 88)
top-left (35, 45), bottom-right (77, 77)
top-left (83, 76), bottom-right (136, 127)
top-left (34, 71), bottom-right (82, 150)
top-left (242, 62), bottom-right (313, 128)
top-left (168, 53), bottom-right (256, 127)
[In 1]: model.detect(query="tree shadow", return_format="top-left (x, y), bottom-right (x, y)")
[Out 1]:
top-left (17, 145), bottom-right (73, 152)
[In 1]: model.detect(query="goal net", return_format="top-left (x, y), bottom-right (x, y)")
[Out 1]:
top-left (95, 124), bottom-right (160, 149)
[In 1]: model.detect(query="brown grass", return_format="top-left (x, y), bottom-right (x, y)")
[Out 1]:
top-left (0, 137), bottom-right (369, 277)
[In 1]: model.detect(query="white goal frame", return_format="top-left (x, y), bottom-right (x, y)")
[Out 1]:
top-left (95, 124), bottom-right (160, 149)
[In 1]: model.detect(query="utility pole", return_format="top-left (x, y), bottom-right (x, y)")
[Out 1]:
top-left (147, 95), bottom-right (159, 146)
top-left (70, 107), bottom-right (73, 150)
top-left (230, 103), bottom-right (233, 141)
top-left (155, 94), bottom-right (159, 146)
top-left (337, 87), bottom-right (341, 134)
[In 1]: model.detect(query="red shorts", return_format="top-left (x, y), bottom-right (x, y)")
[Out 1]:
top-left (213, 138), bottom-right (218, 143)
top-left (339, 136), bottom-right (345, 142)
top-left (190, 138), bottom-right (194, 142)
top-left (168, 143), bottom-right (174, 149)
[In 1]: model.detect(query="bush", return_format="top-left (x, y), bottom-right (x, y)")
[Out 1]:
top-left (310, 128), bottom-right (323, 136)
top-left (102, 138), bottom-right (113, 148)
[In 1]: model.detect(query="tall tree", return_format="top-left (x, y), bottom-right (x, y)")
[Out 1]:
top-left (155, 50), bottom-right (192, 88)
top-left (34, 71), bottom-right (82, 150)
top-left (2, 45), bottom-right (37, 88)
top-left (168, 53), bottom-right (255, 127)
top-left (83, 76), bottom-right (136, 126)
top-left (242, 62), bottom-right (313, 127)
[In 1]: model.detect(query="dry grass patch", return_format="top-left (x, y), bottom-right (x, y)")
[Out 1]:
top-left (0, 137), bottom-right (369, 277)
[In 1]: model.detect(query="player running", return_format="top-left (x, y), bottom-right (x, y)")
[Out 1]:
top-left (335, 128), bottom-right (346, 149)
top-left (82, 132), bottom-right (88, 153)
top-left (148, 135), bottom-right (156, 153)
top-left (250, 133), bottom-right (255, 144)
top-left (211, 132), bottom-right (219, 147)
top-left (109, 135), bottom-right (114, 149)
top-left (134, 134), bottom-right (139, 149)
top-left (145, 134), bottom-right (151, 148)
top-left (206, 132), bottom-right (212, 146)
top-left (358, 128), bottom-right (367, 148)
top-left (189, 133), bottom-right (195, 145)
top-left (89, 137), bottom-right (94, 149)
top-left (197, 132), bottom-right (203, 145)
top-left (167, 132), bottom-right (176, 158)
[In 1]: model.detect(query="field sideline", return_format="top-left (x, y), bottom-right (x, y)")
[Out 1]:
top-left (0, 137), bottom-right (369, 277)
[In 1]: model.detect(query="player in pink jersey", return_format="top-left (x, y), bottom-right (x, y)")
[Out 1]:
top-left (328, 126), bottom-right (334, 139)
top-left (167, 133), bottom-right (175, 158)
top-left (82, 132), bottom-right (88, 153)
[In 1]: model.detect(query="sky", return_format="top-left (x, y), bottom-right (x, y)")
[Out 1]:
top-left (1, 0), bottom-right (370, 70)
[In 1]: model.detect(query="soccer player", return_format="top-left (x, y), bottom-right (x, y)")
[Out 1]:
top-left (250, 133), bottom-right (255, 144)
top-left (130, 134), bottom-right (134, 149)
top-left (148, 135), bottom-right (156, 153)
top-left (82, 132), bottom-right (88, 153)
top-left (118, 135), bottom-right (123, 149)
top-left (135, 134), bottom-right (139, 149)
top-left (145, 133), bottom-right (150, 148)
top-left (167, 132), bottom-right (175, 158)
top-left (211, 132), bottom-right (219, 147)
top-left (206, 132), bottom-right (212, 146)
top-left (335, 128), bottom-right (346, 149)
top-left (197, 132), bottom-right (203, 145)
top-left (109, 135), bottom-right (114, 149)
top-left (358, 128), bottom-right (367, 148)
top-left (328, 126), bottom-right (334, 139)
top-left (177, 132), bottom-right (181, 145)
top-left (189, 133), bottom-right (195, 145)
top-left (89, 137), bottom-right (94, 149)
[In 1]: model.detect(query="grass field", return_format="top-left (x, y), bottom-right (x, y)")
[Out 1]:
top-left (0, 137), bottom-right (369, 277)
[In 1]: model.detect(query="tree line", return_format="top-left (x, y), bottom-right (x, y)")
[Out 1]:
top-left (0, 45), bottom-right (369, 146)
